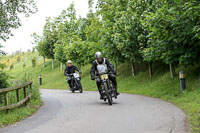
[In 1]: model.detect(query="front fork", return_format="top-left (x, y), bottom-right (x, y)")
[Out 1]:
top-left (102, 80), bottom-right (113, 94)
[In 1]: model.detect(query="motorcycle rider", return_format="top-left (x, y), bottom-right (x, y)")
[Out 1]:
top-left (64, 60), bottom-right (82, 90)
top-left (90, 52), bottom-right (120, 99)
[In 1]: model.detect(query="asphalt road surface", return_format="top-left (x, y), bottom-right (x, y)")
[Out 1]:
top-left (0, 89), bottom-right (188, 133)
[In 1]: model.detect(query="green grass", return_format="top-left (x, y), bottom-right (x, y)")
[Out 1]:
top-left (0, 100), bottom-right (40, 127)
top-left (0, 82), bottom-right (41, 127)
top-left (1, 52), bottom-right (200, 132)
top-left (0, 52), bottom-right (41, 127)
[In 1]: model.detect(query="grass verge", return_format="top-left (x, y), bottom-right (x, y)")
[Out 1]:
top-left (1, 52), bottom-right (200, 132)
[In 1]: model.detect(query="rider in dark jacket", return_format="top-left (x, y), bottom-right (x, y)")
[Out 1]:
top-left (64, 60), bottom-right (82, 89)
top-left (90, 52), bottom-right (119, 99)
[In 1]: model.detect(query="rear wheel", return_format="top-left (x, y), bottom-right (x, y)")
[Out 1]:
top-left (103, 82), bottom-right (112, 105)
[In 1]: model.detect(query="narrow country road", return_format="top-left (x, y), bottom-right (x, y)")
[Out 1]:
top-left (0, 89), bottom-right (188, 133)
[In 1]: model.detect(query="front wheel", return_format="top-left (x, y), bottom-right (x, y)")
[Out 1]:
top-left (71, 81), bottom-right (75, 93)
top-left (103, 82), bottom-right (112, 105)
top-left (77, 80), bottom-right (83, 93)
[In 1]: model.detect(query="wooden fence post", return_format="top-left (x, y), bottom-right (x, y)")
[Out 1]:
top-left (0, 81), bottom-right (33, 112)
top-left (16, 89), bottom-right (20, 102)
top-left (28, 83), bottom-right (32, 102)
top-left (4, 92), bottom-right (8, 113)
top-left (23, 87), bottom-right (27, 106)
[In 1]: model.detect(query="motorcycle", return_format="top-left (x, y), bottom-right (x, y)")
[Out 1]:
top-left (69, 73), bottom-right (83, 93)
top-left (96, 64), bottom-right (117, 105)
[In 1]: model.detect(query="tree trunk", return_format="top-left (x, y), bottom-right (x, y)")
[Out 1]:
top-left (172, 64), bottom-right (176, 76)
top-left (131, 62), bottom-right (136, 77)
top-left (43, 57), bottom-right (45, 68)
top-left (52, 59), bottom-right (54, 69)
top-left (169, 62), bottom-right (175, 78)
top-left (60, 62), bottom-right (63, 71)
top-left (149, 61), bottom-right (153, 78)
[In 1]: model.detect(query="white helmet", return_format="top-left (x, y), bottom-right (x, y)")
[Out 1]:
top-left (67, 60), bottom-right (72, 64)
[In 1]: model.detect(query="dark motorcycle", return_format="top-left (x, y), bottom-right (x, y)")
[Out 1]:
top-left (96, 64), bottom-right (117, 105)
top-left (69, 73), bottom-right (83, 93)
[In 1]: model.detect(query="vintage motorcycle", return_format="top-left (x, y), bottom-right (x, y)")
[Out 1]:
top-left (69, 73), bottom-right (83, 93)
top-left (96, 64), bottom-right (117, 105)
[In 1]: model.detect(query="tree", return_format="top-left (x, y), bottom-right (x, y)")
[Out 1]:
top-left (0, 0), bottom-right (36, 91)
top-left (41, 17), bottom-right (59, 69)
top-left (97, 0), bottom-right (148, 76)
top-left (96, 0), bottom-right (125, 73)
top-left (0, 0), bottom-right (37, 42)
top-left (36, 38), bottom-right (47, 68)
top-left (54, 43), bottom-right (67, 70)
top-left (64, 35), bottom-right (102, 67)
top-left (142, 0), bottom-right (200, 78)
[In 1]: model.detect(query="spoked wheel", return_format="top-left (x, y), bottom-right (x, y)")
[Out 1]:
top-left (78, 80), bottom-right (83, 93)
top-left (71, 82), bottom-right (75, 93)
top-left (103, 82), bottom-right (112, 105)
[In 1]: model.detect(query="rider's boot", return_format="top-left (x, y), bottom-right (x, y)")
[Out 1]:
top-left (114, 86), bottom-right (120, 96)
top-left (69, 84), bottom-right (73, 91)
top-left (98, 87), bottom-right (104, 99)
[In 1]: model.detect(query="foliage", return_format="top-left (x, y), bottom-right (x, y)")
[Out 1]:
top-left (0, 0), bottom-right (37, 42)
top-left (23, 62), bottom-right (26, 68)
top-left (31, 58), bottom-right (36, 67)
top-left (10, 63), bottom-right (14, 70)
top-left (0, 71), bottom-right (9, 89)
top-left (0, 63), bottom-right (6, 70)
top-left (65, 36), bottom-right (102, 66)
top-left (142, 0), bottom-right (200, 66)
top-left (54, 43), bottom-right (67, 64)
top-left (17, 56), bottom-right (20, 62)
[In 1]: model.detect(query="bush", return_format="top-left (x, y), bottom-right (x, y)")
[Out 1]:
top-left (10, 64), bottom-right (14, 70)
top-left (31, 58), bottom-right (36, 67)
top-left (0, 63), bottom-right (6, 70)
top-left (23, 63), bottom-right (26, 68)
top-left (0, 72), bottom-right (9, 104)
top-left (17, 56), bottom-right (20, 62)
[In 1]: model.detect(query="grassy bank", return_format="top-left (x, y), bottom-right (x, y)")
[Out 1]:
top-left (0, 52), bottom-right (41, 127)
top-left (1, 52), bottom-right (200, 132)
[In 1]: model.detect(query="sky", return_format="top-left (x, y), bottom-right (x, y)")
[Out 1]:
top-left (1, 0), bottom-right (95, 54)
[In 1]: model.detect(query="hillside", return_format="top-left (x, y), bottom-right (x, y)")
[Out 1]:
top-left (1, 52), bottom-right (200, 132)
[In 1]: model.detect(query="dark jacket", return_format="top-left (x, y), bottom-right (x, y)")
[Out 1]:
top-left (90, 58), bottom-right (115, 77)
top-left (64, 65), bottom-right (81, 76)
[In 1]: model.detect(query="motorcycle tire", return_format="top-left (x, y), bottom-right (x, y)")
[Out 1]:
top-left (77, 80), bottom-right (83, 93)
top-left (103, 82), bottom-right (112, 105)
top-left (71, 81), bottom-right (75, 93)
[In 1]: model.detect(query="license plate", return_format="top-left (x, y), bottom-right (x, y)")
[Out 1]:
top-left (101, 74), bottom-right (108, 80)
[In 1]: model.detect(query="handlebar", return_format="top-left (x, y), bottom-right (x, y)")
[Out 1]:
top-left (65, 72), bottom-right (81, 76)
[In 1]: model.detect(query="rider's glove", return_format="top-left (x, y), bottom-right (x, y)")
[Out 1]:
top-left (65, 73), bottom-right (70, 76)
top-left (91, 76), bottom-right (95, 80)
top-left (110, 73), bottom-right (116, 78)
